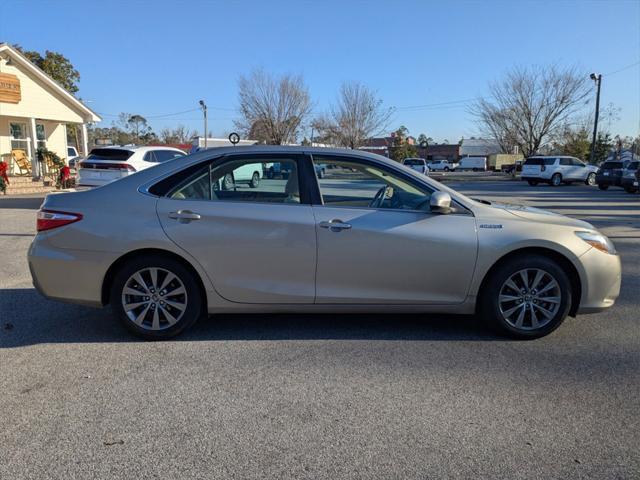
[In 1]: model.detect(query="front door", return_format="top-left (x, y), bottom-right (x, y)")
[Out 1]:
top-left (157, 154), bottom-right (317, 304)
top-left (310, 154), bottom-right (478, 304)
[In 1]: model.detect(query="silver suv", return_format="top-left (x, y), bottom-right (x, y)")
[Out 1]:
top-left (521, 156), bottom-right (598, 187)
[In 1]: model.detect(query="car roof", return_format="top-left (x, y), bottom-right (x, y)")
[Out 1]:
top-left (90, 145), bottom-right (185, 152)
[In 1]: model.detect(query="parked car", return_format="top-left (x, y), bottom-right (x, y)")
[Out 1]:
top-left (596, 159), bottom-right (631, 190)
top-left (458, 157), bottom-right (487, 172)
top-left (66, 146), bottom-right (81, 169)
top-left (314, 163), bottom-right (328, 178)
top-left (402, 158), bottom-right (429, 175)
top-left (219, 161), bottom-right (263, 189)
top-left (77, 146), bottom-right (186, 187)
top-left (29, 146), bottom-right (620, 341)
top-left (621, 161), bottom-right (639, 193)
top-left (521, 156), bottom-right (598, 186)
top-left (428, 159), bottom-right (458, 172)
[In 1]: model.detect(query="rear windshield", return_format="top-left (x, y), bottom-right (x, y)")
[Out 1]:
top-left (524, 158), bottom-right (555, 166)
top-left (87, 148), bottom-right (134, 161)
top-left (404, 159), bottom-right (424, 166)
top-left (601, 161), bottom-right (624, 169)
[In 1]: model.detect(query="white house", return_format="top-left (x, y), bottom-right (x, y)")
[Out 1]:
top-left (0, 43), bottom-right (101, 180)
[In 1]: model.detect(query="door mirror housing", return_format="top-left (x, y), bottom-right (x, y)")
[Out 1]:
top-left (430, 191), bottom-right (452, 214)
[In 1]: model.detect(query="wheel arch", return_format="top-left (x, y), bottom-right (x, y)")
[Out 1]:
top-left (101, 248), bottom-right (208, 308)
top-left (476, 246), bottom-right (582, 317)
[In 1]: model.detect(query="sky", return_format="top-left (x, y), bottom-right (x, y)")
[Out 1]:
top-left (1, 0), bottom-right (639, 142)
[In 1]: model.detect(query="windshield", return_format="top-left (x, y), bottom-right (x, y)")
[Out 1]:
top-left (601, 161), bottom-right (624, 169)
top-left (524, 158), bottom-right (555, 166)
top-left (404, 159), bottom-right (424, 166)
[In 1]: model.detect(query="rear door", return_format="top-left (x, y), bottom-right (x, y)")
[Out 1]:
top-left (156, 153), bottom-right (317, 304)
top-left (522, 157), bottom-right (543, 177)
top-left (310, 154), bottom-right (478, 304)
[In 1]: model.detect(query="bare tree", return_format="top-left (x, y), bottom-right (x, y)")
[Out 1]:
top-left (317, 82), bottom-right (393, 149)
top-left (160, 125), bottom-right (193, 144)
top-left (471, 66), bottom-right (590, 156)
top-left (235, 69), bottom-right (311, 144)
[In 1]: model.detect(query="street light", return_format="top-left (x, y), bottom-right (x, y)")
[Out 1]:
top-left (589, 73), bottom-right (602, 164)
top-left (199, 100), bottom-right (208, 149)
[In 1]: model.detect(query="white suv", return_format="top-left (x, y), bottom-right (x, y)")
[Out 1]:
top-left (521, 156), bottom-right (598, 187)
top-left (428, 159), bottom-right (458, 172)
top-left (78, 146), bottom-right (186, 187)
top-left (402, 158), bottom-right (429, 175)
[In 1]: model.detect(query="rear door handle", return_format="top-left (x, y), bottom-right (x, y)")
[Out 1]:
top-left (319, 219), bottom-right (352, 231)
top-left (168, 210), bottom-right (201, 223)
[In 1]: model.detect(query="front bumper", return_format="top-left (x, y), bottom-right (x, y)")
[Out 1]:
top-left (596, 174), bottom-right (622, 187)
top-left (28, 236), bottom-right (117, 308)
top-left (576, 246), bottom-right (621, 314)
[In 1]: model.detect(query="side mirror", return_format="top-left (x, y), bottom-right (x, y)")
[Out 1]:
top-left (430, 191), bottom-right (452, 214)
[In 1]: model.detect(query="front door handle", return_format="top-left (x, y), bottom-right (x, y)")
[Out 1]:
top-left (319, 219), bottom-right (352, 232)
top-left (168, 210), bottom-right (201, 223)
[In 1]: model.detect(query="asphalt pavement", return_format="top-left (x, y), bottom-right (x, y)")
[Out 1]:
top-left (1, 182), bottom-right (639, 479)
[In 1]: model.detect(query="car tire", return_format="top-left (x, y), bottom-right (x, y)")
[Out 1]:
top-left (223, 173), bottom-right (235, 190)
top-left (527, 180), bottom-right (539, 186)
top-left (598, 184), bottom-right (609, 191)
top-left (444, 167), bottom-right (450, 172)
top-left (110, 255), bottom-right (203, 340)
top-left (585, 172), bottom-right (596, 186)
top-left (550, 173), bottom-right (562, 186)
top-left (479, 255), bottom-right (572, 339)
top-left (250, 172), bottom-right (260, 188)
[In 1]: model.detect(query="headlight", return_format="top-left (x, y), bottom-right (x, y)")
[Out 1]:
top-left (575, 231), bottom-right (617, 255)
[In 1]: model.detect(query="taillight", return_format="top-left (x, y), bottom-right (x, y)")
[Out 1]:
top-left (37, 209), bottom-right (83, 232)
top-left (115, 163), bottom-right (136, 172)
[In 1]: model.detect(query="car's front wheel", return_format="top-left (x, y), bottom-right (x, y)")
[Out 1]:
top-left (585, 172), bottom-right (596, 186)
top-left (110, 255), bottom-right (203, 340)
top-left (479, 255), bottom-right (572, 339)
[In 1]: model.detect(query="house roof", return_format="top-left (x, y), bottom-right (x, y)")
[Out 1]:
top-left (0, 43), bottom-right (101, 123)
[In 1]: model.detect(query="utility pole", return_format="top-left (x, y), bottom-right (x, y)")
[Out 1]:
top-left (589, 73), bottom-right (602, 164)
top-left (199, 100), bottom-right (208, 149)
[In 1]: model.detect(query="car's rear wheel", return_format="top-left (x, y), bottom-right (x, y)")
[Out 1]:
top-left (585, 172), bottom-right (596, 186)
top-left (598, 184), bottom-right (609, 191)
top-left (479, 255), bottom-right (571, 339)
top-left (527, 180), bottom-right (539, 186)
top-left (110, 255), bottom-right (203, 340)
top-left (250, 172), bottom-right (260, 188)
top-left (550, 173), bottom-right (562, 186)
top-left (444, 167), bottom-right (450, 172)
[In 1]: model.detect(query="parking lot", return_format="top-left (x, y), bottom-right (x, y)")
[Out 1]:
top-left (1, 181), bottom-right (639, 479)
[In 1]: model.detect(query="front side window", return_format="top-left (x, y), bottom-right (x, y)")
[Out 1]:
top-left (169, 157), bottom-right (301, 204)
top-left (312, 156), bottom-right (433, 211)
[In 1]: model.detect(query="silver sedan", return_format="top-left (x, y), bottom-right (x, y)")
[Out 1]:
top-left (28, 146), bottom-right (621, 340)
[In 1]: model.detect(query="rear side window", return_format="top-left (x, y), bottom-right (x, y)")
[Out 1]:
top-left (559, 158), bottom-right (572, 166)
top-left (87, 149), bottom-right (134, 161)
top-left (155, 150), bottom-right (186, 162)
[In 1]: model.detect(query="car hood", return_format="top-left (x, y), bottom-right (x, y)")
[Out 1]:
top-left (474, 200), bottom-right (594, 230)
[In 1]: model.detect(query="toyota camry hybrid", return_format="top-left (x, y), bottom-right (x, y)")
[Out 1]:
top-left (28, 146), bottom-right (621, 340)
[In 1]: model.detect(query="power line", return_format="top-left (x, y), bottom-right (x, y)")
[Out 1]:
top-left (604, 61), bottom-right (640, 76)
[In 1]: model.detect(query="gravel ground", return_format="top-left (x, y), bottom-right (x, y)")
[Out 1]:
top-left (1, 183), bottom-right (638, 479)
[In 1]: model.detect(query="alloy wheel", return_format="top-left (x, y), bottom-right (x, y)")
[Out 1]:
top-left (121, 267), bottom-right (188, 331)
top-left (498, 268), bottom-right (561, 331)
top-left (587, 173), bottom-right (596, 186)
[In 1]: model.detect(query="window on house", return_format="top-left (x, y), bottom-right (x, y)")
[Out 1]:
top-left (36, 124), bottom-right (46, 150)
top-left (10, 123), bottom-right (29, 153)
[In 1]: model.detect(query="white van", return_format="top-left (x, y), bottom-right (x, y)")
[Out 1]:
top-left (458, 157), bottom-right (487, 171)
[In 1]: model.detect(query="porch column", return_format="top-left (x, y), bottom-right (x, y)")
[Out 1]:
top-left (30, 117), bottom-right (39, 179)
top-left (81, 123), bottom-right (88, 157)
